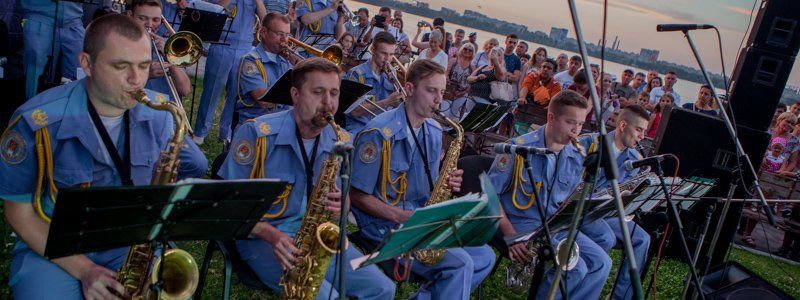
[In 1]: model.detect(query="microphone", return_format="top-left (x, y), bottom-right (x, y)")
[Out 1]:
top-left (493, 143), bottom-right (552, 156)
top-left (656, 24), bottom-right (714, 32)
top-left (333, 142), bottom-right (354, 155)
top-left (623, 154), bottom-right (668, 171)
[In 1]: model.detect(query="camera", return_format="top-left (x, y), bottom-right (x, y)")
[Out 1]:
top-left (373, 15), bottom-right (386, 28)
top-left (417, 21), bottom-right (426, 27)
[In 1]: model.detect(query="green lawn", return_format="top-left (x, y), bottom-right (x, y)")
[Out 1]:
top-left (0, 77), bottom-right (797, 299)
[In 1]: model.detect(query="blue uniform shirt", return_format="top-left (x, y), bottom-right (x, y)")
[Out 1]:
top-left (343, 60), bottom-right (396, 133)
top-left (21, 0), bottom-right (83, 25)
top-left (296, 0), bottom-right (339, 48)
top-left (578, 130), bottom-right (644, 190)
top-left (488, 126), bottom-right (585, 234)
top-left (350, 105), bottom-right (443, 242)
top-left (218, 109), bottom-right (350, 235)
top-left (212, 0), bottom-right (257, 48)
top-left (236, 45), bottom-right (293, 120)
top-left (0, 79), bottom-right (208, 240)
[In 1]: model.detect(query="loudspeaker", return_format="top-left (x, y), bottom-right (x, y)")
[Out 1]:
top-left (653, 107), bottom-right (771, 267)
top-left (728, 0), bottom-right (800, 131)
top-left (697, 261), bottom-right (792, 299)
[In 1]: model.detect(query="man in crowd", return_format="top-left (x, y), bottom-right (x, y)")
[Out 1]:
top-left (234, 12), bottom-right (294, 125)
top-left (468, 32), bottom-right (478, 50)
top-left (503, 34), bottom-right (522, 96)
top-left (790, 102), bottom-right (800, 117)
top-left (490, 90), bottom-right (612, 299)
top-left (612, 69), bottom-right (636, 105)
top-left (344, 32), bottom-right (404, 133)
top-left (516, 41), bottom-right (529, 60)
top-left (518, 58), bottom-right (561, 107)
top-left (649, 71), bottom-right (681, 105)
top-left (22, 0), bottom-right (84, 99)
top-left (350, 59), bottom-right (495, 299)
top-left (129, 0), bottom-right (191, 102)
top-left (448, 28), bottom-right (466, 59)
top-left (218, 58), bottom-right (395, 299)
top-left (646, 69), bottom-right (658, 85)
top-left (553, 55), bottom-right (582, 89)
top-left (632, 72), bottom-right (646, 93)
top-left (1, 14), bottom-right (207, 299)
top-left (193, 0), bottom-right (266, 145)
top-left (556, 53), bottom-right (569, 73)
top-left (345, 7), bottom-right (371, 60)
top-left (579, 105), bottom-right (653, 300)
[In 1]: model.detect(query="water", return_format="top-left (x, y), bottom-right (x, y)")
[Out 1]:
top-left (353, 1), bottom-right (708, 103)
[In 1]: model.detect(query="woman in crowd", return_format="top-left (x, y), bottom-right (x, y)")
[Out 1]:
top-left (682, 85), bottom-right (718, 116)
top-left (447, 44), bottom-right (505, 119)
top-left (520, 47), bottom-right (548, 77)
top-left (646, 92), bottom-right (674, 138)
top-left (392, 18), bottom-right (413, 64)
top-left (417, 29), bottom-right (448, 68)
top-left (444, 43), bottom-right (476, 102)
top-left (645, 76), bottom-right (662, 93)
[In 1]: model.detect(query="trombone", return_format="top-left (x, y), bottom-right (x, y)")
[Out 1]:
top-left (283, 36), bottom-right (344, 65)
top-left (356, 55), bottom-right (408, 117)
top-left (147, 16), bottom-right (204, 135)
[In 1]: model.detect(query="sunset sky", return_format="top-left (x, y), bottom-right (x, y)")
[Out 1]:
top-left (413, 0), bottom-right (799, 87)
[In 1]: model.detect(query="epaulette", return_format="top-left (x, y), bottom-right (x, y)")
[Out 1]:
top-left (251, 111), bottom-right (287, 137)
top-left (20, 98), bottom-right (68, 131)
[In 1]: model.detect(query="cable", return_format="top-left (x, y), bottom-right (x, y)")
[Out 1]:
top-left (650, 223), bottom-right (671, 299)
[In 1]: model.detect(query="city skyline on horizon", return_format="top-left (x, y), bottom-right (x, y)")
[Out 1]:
top-left (393, 0), bottom-right (799, 88)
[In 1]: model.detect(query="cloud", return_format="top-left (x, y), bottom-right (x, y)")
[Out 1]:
top-left (720, 4), bottom-right (753, 16)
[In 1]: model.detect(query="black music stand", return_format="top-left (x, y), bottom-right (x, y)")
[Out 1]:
top-left (460, 101), bottom-right (514, 154)
top-left (301, 33), bottom-right (337, 50)
top-left (178, 7), bottom-right (231, 43)
top-left (44, 179), bottom-right (288, 259)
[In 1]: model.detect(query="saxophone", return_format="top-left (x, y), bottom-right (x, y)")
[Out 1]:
top-left (413, 111), bottom-right (465, 266)
top-left (114, 91), bottom-right (199, 300)
top-left (281, 114), bottom-right (347, 300)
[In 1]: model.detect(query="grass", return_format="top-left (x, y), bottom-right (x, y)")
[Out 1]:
top-left (0, 76), bottom-right (798, 299)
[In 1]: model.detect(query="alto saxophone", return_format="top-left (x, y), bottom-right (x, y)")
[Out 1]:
top-left (281, 114), bottom-right (347, 300)
top-left (114, 91), bottom-right (199, 300)
top-left (414, 111), bottom-right (464, 266)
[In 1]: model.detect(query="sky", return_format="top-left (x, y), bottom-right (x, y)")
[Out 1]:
top-left (413, 0), bottom-right (800, 87)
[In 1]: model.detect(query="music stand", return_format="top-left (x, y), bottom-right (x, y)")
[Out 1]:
top-left (460, 101), bottom-right (514, 154)
top-left (44, 179), bottom-right (288, 259)
top-left (178, 7), bottom-right (231, 43)
top-left (301, 34), bottom-right (337, 51)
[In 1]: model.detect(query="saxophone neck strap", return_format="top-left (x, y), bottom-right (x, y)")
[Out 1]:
top-left (294, 122), bottom-right (320, 201)
top-left (404, 111), bottom-right (433, 192)
top-left (87, 94), bottom-right (132, 186)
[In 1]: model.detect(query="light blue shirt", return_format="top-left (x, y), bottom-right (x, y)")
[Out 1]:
top-left (295, 0), bottom-right (340, 49)
top-left (343, 60), bottom-right (396, 133)
top-left (21, 0), bottom-right (83, 26)
top-left (236, 45), bottom-right (293, 119)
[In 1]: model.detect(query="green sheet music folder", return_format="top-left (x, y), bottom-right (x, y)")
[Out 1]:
top-left (351, 173), bottom-right (501, 269)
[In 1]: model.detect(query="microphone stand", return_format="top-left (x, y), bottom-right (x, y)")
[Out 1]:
top-left (676, 29), bottom-right (776, 227)
top-left (337, 145), bottom-right (355, 298)
top-left (520, 156), bottom-right (568, 299)
top-left (548, 1), bottom-right (643, 299)
top-left (649, 160), bottom-right (705, 300)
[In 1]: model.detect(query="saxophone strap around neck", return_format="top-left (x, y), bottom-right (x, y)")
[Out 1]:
top-left (87, 94), bottom-right (132, 186)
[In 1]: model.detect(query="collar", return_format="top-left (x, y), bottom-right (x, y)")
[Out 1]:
top-left (362, 59), bottom-right (381, 80)
top-left (255, 44), bottom-right (287, 65)
top-left (274, 109), bottom-right (337, 157)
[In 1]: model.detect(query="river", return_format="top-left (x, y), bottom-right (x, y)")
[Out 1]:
top-left (353, 0), bottom-right (708, 102)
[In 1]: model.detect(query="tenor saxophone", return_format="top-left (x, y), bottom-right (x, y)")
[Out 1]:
top-left (114, 91), bottom-right (199, 300)
top-left (413, 111), bottom-right (465, 266)
top-left (280, 114), bottom-right (347, 300)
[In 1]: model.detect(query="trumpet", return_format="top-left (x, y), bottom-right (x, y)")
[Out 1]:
top-left (282, 36), bottom-right (344, 65)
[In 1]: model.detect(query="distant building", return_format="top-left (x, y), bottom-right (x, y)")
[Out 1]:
top-left (639, 48), bottom-right (660, 62)
top-left (441, 7), bottom-right (459, 17)
top-left (550, 27), bottom-right (568, 43)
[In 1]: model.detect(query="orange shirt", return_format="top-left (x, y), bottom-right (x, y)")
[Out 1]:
top-left (521, 72), bottom-right (562, 106)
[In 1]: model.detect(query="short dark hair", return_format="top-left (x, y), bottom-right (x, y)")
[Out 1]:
top-left (379, 6), bottom-right (391, 13)
top-left (455, 28), bottom-right (465, 34)
top-left (357, 7), bottom-right (369, 15)
top-left (549, 90), bottom-right (589, 115)
top-left (518, 41), bottom-right (529, 49)
top-left (291, 57), bottom-right (341, 88)
top-left (130, 0), bottom-right (162, 11)
top-left (700, 84), bottom-right (712, 91)
top-left (619, 104), bottom-right (650, 124)
top-left (623, 69), bottom-right (634, 75)
top-left (263, 11), bottom-right (290, 27)
top-left (432, 17), bottom-right (445, 27)
top-left (573, 69), bottom-right (588, 85)
top-left (522, 54), bottom-right (531, 60)
top-left (372, 31), bottom-right (397, 48)
top-left (570, 55), bottom-right (582, 64)
top-left (666, 71), bottom-right (677, 76)
top-left (541, 58), bottom-right (557, 70)
top-left (506, 33), bottom-right (518, 40)
top-left (635, 72), bottom-right (646, 77)
top-left (406, 59), bottom-right (445, 86)
top-left (84, 14), bottom-right (147, 60)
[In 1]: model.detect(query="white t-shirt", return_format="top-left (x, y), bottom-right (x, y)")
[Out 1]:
top-left (553, 70), bottom-right (574, 90)
top-left (91, 113), bottom-right (124, 166)
top-left (649, 86), bottom-right (682, 106)
top-left (418, 48), bottom-right (449, 69)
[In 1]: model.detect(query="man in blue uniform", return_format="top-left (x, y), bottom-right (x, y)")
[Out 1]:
top-left (296, 0), bottom-right (345, 51)
top-left (578, 104), bottom-right (652, 300)
top-left (349, 60), bottom-right (495, 299)
top-left (0, 14), bottom-right (207, 299)
top-left (489, 90), bottom-right (612, 299)
top-left (218, 58), bottom-right (395, 299)
top-left (22, 0), bottom-right (84, 99)
top-left (343, 31), bottom-right (404, 133)
top-left (234, 12), bottom-right (294, 124)
top-left (193, 0), bottom-right (267, 145)
top-left (129, 0), bottom-right (192, 102)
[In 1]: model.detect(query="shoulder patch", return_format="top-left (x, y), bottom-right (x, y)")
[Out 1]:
top-left (358, 141), bottom-right (378, 164)
top-left (232, 139), bottom-right (255, 165)
top-left (496, 154), bottom-right (511, 172)
top-left (1, 130), bottom-right (26, 164)
top-left (243, 61), bottom-right (258, 76)
top-left (258, 122), bottom-right (271, 135)
top-left (31, 109), bottom-right (48, 127)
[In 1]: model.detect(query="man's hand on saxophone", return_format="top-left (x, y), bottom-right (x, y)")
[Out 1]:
top-left (81, 264), bottom-right (127, 300)
top-left (447, 169), bottom-right (464, 193)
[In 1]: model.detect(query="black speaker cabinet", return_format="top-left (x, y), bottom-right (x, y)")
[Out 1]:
top-left (728, 0), bottom-right (799, 131)
top-left (653, 107), bottom-right (771, 267)
top-left (697, 261), bottom-right (793, 299)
